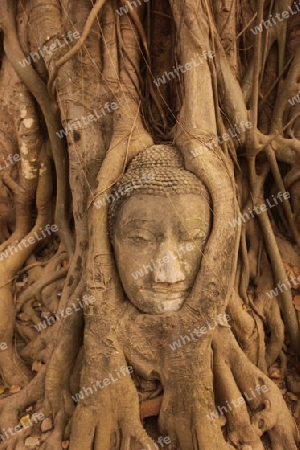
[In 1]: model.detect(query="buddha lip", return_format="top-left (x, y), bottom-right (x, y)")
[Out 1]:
top-left (149, 288), bottom-right (189, 295)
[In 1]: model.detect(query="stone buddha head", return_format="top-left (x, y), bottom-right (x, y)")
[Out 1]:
top-left (109, 145), bottom-right (211, 314)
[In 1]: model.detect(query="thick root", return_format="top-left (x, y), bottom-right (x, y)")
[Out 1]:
top-left (212, 327), bottom-right (300, 449)
top-left (0, 368), bottom-right (45, 449)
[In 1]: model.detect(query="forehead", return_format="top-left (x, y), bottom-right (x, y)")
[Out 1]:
top-left (115, 194), bottom-right (210, 232)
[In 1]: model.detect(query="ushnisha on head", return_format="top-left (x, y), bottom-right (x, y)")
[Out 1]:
top-left (109, 145), bottom-right (212, 315)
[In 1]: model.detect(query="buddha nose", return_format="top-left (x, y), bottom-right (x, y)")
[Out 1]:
top-left (153, 242), bottom-right (185, 283)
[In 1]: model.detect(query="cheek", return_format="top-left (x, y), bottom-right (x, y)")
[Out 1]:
top-left (114, 243), bottom-right (154, 287)
top-left (180, 250), bottom-right (202, 277)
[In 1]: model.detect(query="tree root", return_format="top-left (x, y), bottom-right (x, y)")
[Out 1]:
top-left (0, 0), bottom-right (74, 257)
top-left (0, 367), bottom-right (45, 450)
top-left (17, 267), bottom-right (68, 313)
top-left (227, 291), bottom-right (267, 371)
top-left (213, 326), bottom-right (300, 449)
top-left (213, 343), bottom-right (264, 449)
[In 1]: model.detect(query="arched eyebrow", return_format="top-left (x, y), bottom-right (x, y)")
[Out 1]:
top-left (121, 219), bottom-right (162, 234)
top-left (124, 219), bottom-right (158, 226)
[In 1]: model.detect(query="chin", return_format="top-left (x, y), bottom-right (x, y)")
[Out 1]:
top-left (158, 297), bottom-right (185, 313)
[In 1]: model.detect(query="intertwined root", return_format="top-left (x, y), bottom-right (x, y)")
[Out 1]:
top-left (3, 299), bottom-right (298, 450)
top-left (67, 317), bottom-right (159, 450)
top-left (0, 368), bottom-right (45, 450)
top-left (212, 327), bottom-right (300, 449)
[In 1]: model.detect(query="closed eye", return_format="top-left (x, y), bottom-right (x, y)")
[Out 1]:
top-left (126, 230), bottom-right (156, 245)
top-left (129, 236), bottom-right (150, 244)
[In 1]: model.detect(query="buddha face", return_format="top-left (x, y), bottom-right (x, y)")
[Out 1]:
top-left (113, 193), bottom-right (211, 314)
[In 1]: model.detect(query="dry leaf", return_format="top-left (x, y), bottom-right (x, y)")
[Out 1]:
top-left (41, 417), bottom-right (53, 433)
top-left (32, 301), bottom-right (41, 307)
top-left (9, 385), bottom-right (21, 393)
top-left (287, 391), bottom-right (298, 401)
top-left (284, 263), bottom-right (300, 289)
top-left (269, 367), bottom-right (283, 379)
top-left (20, 414), bottom-right (31, 427)
top-left (25, 436), bottom-right (40, 447)
top-left (18, 313), bottom-right (30, 322)
top-left (293, 295), bottom-right (300, 311)
top-left (32, 361), bottom-right (43, 372)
